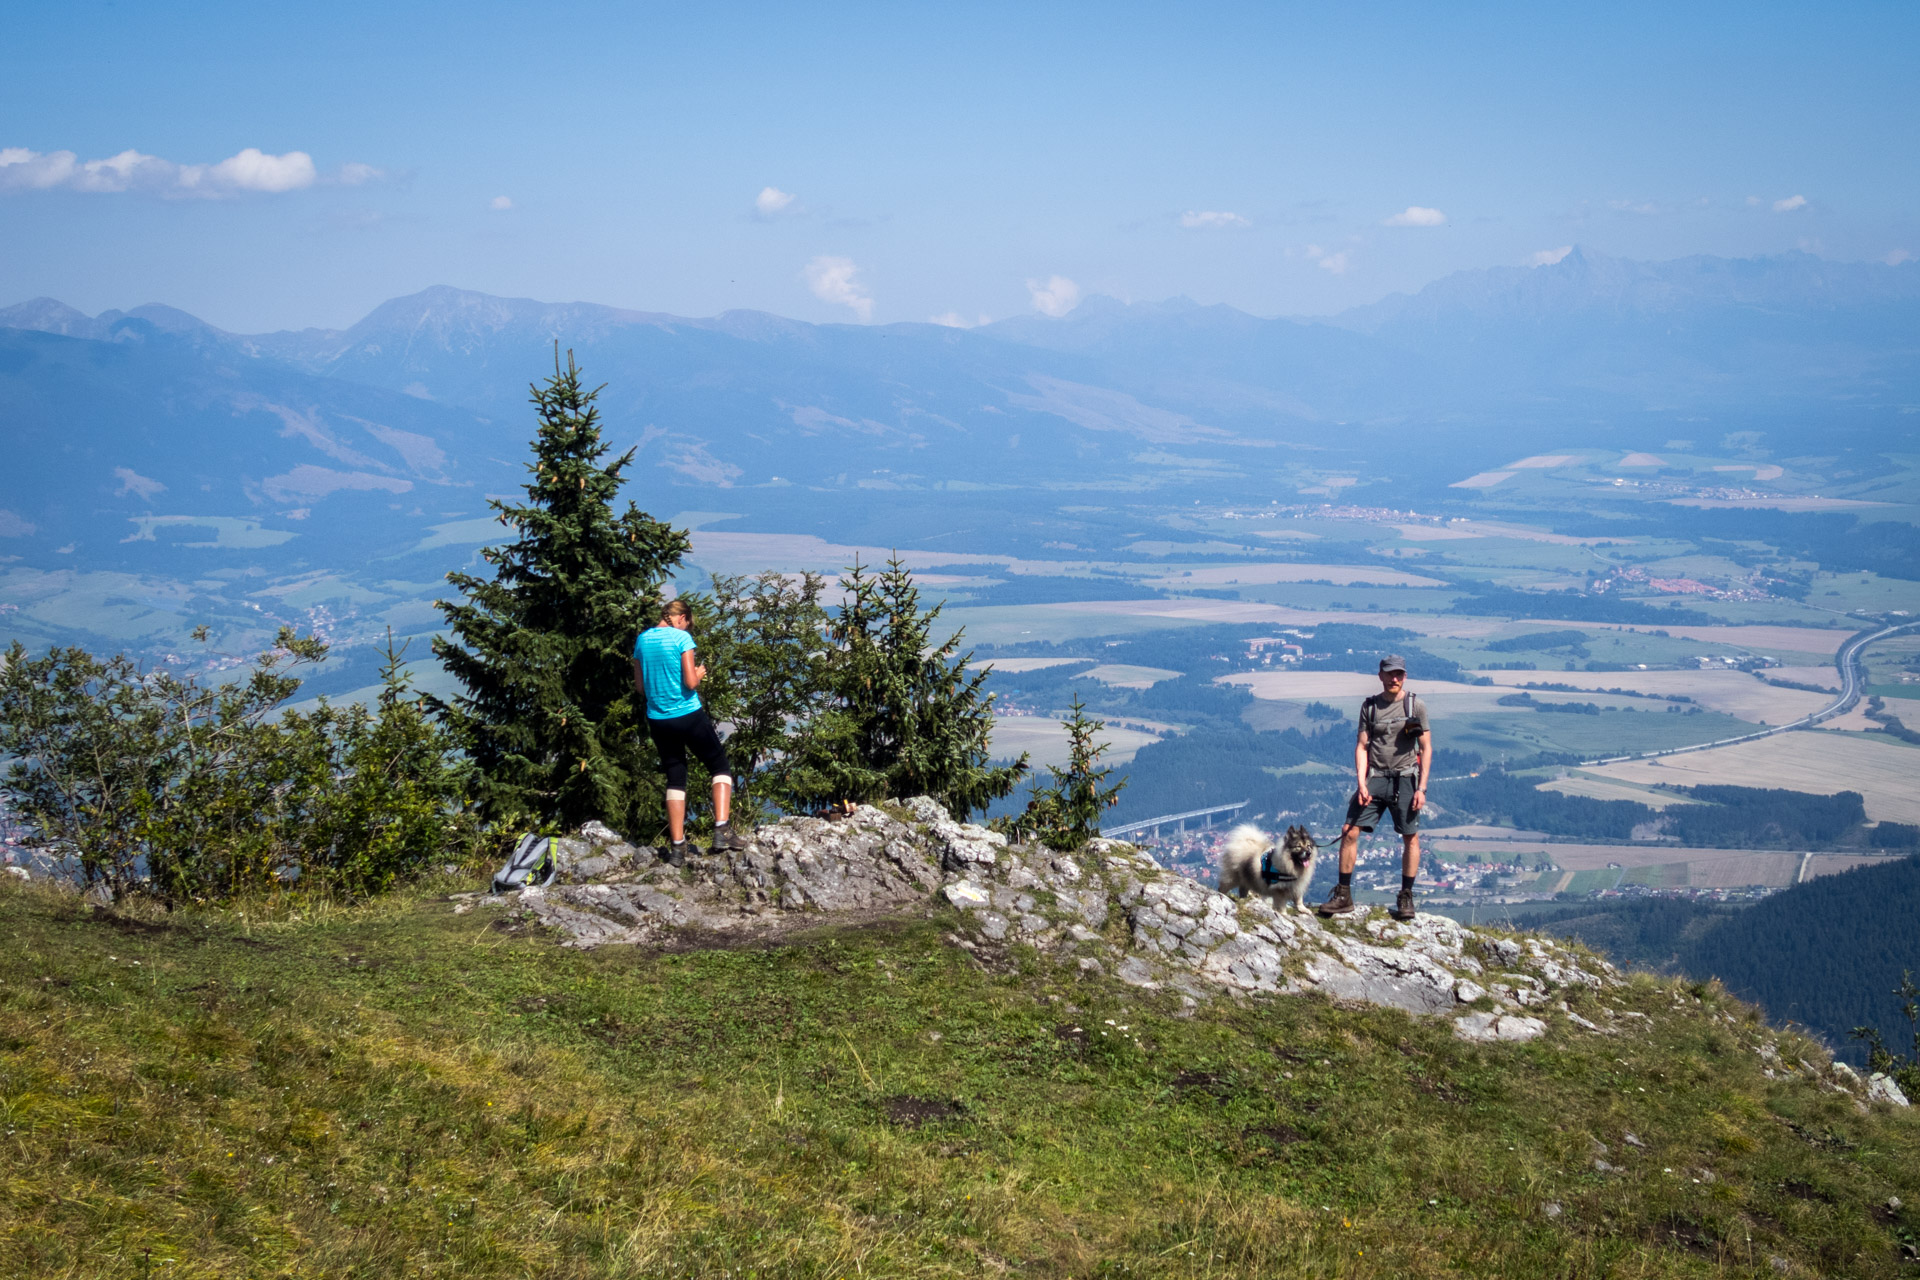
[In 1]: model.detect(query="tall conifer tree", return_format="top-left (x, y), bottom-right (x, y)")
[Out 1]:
top-left (792, 556), bottom-right (1026, 819)
top-left (431, 350), bottom-right (690, 834)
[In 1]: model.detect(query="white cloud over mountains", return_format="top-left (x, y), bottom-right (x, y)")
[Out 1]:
top-left (1383, 205), bottom-right (1446, 227)
top-left (929, 311), bottom-right (990, 328)
top-left (804, 255), bottom-right (873, 321)
top-left (1530, 246), bottom-right (1573, 266)
top-left (1027, 275), bottom-right (1080, 317)
top-left (0, 146), bottom-right (370, 197)
top-left (1304, 245), bottom-right (1349, 274)
top-left (1179, 210), bottom-right (1250, 230)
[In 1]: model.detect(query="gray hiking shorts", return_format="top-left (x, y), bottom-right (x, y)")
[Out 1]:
top-left (1344, 774), bottom-right (1420, 836)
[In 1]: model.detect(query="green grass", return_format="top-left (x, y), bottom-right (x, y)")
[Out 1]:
top-left (1447, 707), bottom-right (1756, 763)
top-left (1620, 863), bottom-right (1692, 889)
top-left (1563, 868), bottom-right (1626, 896)
top-left (4, 875), bottom-right (1919, 1278)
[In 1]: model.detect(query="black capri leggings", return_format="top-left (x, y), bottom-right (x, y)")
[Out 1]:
top-left (647, 708), bottom-right (732, 792)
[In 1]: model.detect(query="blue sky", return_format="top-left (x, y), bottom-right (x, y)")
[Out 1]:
top-left (3, 0), bottom-right (1915, 331)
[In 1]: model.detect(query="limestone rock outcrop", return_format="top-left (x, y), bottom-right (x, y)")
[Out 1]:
top-left (459, 800), bottom-right (1648, 1043)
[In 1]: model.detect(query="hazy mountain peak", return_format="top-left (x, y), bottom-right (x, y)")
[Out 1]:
top-left (0, 297), bottom-right (107, 339)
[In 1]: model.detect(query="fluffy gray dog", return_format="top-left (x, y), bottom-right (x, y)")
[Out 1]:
top-left (1216, 823), bottom-right (1319, 913)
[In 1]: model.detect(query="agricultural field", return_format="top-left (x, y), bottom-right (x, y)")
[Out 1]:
top-left (1472, 669), bottom-right (1833, 724)
top-left (1080, 663), bottom-right (1181, 688)
top-left (1860, 633), bottom-right (1920, 700)
top-left (1586, 731), bottom-right (1920, 824)
top-left (986, 715), bottom-right (1164, 769)
top-left (1805, 854), bottom-right (1914, 880)
top-left (1426, 837), bottom-right (1806, 891)
top-left (1534, 773), bottom-right (1709, 809)
top-left (1144, 563), bottom-right (1450, 588)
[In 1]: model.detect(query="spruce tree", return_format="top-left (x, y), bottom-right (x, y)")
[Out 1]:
top-left (687, 570), bottom-right (841, 823)
top-left (430, 350), bottom-right (690, 834)
top-left (1001, 693), bottom-right (1127, 851)
top-left (795, 556), bottom-right (1026, 819)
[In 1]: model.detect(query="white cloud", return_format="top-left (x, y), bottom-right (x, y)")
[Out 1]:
top-left (1530, 246), bottom-right (1573, 266)
top-left (179, 148), bottom-right (316, 194)
top-left (1609, 199), bottom-right (1662, 216)
top-left (112, 467), bottom-right (166, 500)
top-left (1383, 205), bottom-right (1446, 227)
top-left (804, 255), bottom-right (873, 321)
top-left (338, 162), bottom-right (382, 186)
top-left (1886, 249), bottom-right (1914, 266)
top-left (929, 311), bottom-right (990, 328)
top-left (756, 186), bottom-right (796, 217)
top-left (0, 509), bottom-right (35, 537)
top-left (1305, 245), bottom-right (1349, 274)
top-left (0, 145), bottom-right (326, 197)
top-left (1026, 275), bottom-right (1081, 317)
top-left (490, 195), bottom-right (513, 210)
top-left (1179, 210), bottom-right (1251, 230)
top-left (1772, 194), bottom-right (1807, 213)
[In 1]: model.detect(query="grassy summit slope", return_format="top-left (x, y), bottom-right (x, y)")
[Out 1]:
top-left (2, 876), bottom-right (1916, 1278)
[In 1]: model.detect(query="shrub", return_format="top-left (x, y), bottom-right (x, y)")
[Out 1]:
top-left (0, 629), bottom-right (477, 902)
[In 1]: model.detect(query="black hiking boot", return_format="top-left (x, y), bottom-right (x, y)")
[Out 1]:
top-left (664, 839), bottom-right (691, 868)
top-left (1390, 888), bottom-right (1418, 921)
top-left (711, 821), bottom-right (749, 853)
top-left (1316, 883), bottom-right (1355, 917)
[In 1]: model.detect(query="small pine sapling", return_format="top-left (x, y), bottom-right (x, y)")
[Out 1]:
top-left (1001, 694), bottom-right (1127, 851)
top-left (1851, 970), bottom-right (1920, 1101)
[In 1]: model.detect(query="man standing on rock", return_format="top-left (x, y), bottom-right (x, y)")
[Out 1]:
top-left (1318, 654), bottom-right (1431, 922)
top-left (633, 599), bottom-right (746, 865)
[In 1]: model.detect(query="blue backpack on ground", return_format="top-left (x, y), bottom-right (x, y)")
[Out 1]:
top-left (492, 834), bottom-right (557, 893)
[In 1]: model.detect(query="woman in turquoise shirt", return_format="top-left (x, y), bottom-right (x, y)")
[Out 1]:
top-left (632, 599), bottom-right (744, 864)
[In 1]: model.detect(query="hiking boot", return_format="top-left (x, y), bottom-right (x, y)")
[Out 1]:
top-left (664, 839), bottom-right (691, 868)
top-left (1316, 883), bottom-right (1355, 916)
top-left (1390, 888), bottom-right (1418, 921)
top-left (711, 821), bottom-right (749, 853)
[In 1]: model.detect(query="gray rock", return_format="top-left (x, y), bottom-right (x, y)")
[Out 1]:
top-left (1454, 1012), bottom-right (1548, 1043)
top-left (1867, 1072), bottom-right (1911, 1107)
top-left (507, 800), bottom-right (1628, 1030)
top-left (944, 881), bottom-right (990, 908)
top-left (1115, 955), bottom-right (1161, 987)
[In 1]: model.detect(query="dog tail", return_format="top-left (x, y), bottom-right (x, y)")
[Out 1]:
top-left (1222, 823), bottom-right (1269, 868)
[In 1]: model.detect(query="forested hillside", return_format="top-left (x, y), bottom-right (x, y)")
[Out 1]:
top-left (1684, 856), bottom-right (1920, 1063)
top-left (1518, 856), bottom-right (1920, 1064)
top-left (1432, 776), bottom-right (1873, 849)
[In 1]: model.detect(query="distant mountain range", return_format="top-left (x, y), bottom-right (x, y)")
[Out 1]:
top-left (2, 247), bottom-right (1916, 586)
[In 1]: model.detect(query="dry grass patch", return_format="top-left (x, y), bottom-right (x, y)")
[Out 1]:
top-left (1473, 669), bottom-right (1831, 723)
top-left (1587, 732), bottom-right (1920, 823)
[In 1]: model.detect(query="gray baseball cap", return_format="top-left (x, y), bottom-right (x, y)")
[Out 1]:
top-left (1379, 654), bottom-right (1407, 674)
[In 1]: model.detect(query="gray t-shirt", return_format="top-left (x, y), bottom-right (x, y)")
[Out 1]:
top-left (1359, 692), bottom-right (1429, 776)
